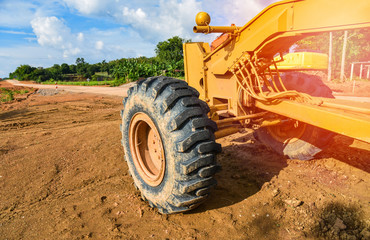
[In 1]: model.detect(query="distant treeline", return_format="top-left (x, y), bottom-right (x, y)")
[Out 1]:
top-left (9, 36), bottom-right (187, 85)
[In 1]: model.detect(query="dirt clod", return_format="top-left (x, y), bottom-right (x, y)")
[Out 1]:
top-left (284, 198), bottom-right (303, 208)
top-left (333, 218), bottom-right (347, 230)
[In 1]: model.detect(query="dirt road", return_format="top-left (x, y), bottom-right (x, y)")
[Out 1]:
top-left (0, 81), bottom-right (369, 239)
top-left (6, 80), bottom-right (134, 97)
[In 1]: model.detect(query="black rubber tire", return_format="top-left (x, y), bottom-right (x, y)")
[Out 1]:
top-left (274, 72), bottom-right (334, 98)
top-left (120, 76), bottom-right (221, 214)
top-left (255, 72), bottom-right (334, 160)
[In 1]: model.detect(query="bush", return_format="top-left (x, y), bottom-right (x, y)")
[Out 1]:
top-left (0, 88), bottom-right (14, 102)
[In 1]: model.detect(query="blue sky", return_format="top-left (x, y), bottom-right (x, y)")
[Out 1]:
top-left (0, 0), bottom-right (276, 78)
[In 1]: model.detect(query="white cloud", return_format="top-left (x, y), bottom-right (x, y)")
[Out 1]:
top-left (77, 32), bottom-right (84, 42)
top-left (31, 16), bottom-right (85, 59)
top-left (95, 40), bottom-right (104, 50)
top-left (60, 0), bottom-right (278, 43)
top-left (28, 13), bottom-right (156, 64)
top-left (83, 28), bottom-right (155, 59)
top-left (31, 17), bottom-right (70, 47)
top-left (62, 0), bottom-right (116, 15)
top-left (61, 0), bottom-right (203, 43)
top-left (122, 7), bottom-right (146, 21)
top-left (119, 0), bottom-right (202, 42)
top-left (63, 47), bottom-right (81, 58)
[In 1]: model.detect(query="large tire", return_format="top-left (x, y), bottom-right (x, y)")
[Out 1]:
top-left (120, 76), bottom-right (221, 214)
top-left (255, 72), bottom-right (334, 160)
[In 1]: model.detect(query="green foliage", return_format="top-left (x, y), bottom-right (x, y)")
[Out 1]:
top-left (154, 36), bottom-right (189, 78)
top-left (0, 87), bottom-right (30, 102)
top-left (9, 65), bottom-right (36, 80)
top-left (9, 36), bottom-right (189, 84)
top-left (61, 63), bottom-right (70, 74)
top-left (0, 88), bottom-right (29, 102)
top-left (0, 88), bottom-right (14, 102)
top-left (111, 58), bottom-right (162, 83)
top-left (69, 64), bottom-right (77, 73)
top-left (75, 57), bottom-right (85, 65)
top-left (155, 36), bottom-right (189, 64)
top-left (42, 80), bottom-right (115, 86)
top-left (49, 64), bottom-right (62, 80)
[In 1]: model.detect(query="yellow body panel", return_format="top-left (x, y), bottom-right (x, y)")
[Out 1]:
top-left (183, 42), bottom-right (209, 101)
top-left (273, 52), bottom-right (328, 71)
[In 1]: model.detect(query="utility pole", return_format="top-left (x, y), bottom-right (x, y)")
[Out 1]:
top-left (340, 30), bottom-right (348, 82)
top-left (328, 32), bottom-right (333, 81)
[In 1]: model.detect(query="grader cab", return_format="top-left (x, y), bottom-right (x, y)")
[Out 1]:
top-left (120, 0), bottom-right (370, 214)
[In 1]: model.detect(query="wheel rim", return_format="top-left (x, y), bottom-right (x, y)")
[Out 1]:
top-left (129, 112), bottom-right (165, 187)
top-left (267, 120), bottom-right (306, 143)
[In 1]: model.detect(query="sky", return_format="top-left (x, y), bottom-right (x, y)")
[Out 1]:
top-left (0, 0), bottom-right (277, 78)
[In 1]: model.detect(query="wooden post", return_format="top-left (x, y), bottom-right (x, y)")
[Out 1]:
top-left (340, 31), bottom-right (348, 82)
top-left (360, 64), bottom-right (363, 79)
top-left (328, 32), bottom-right (333, 81)
top-left (350, 63), bottom-right (354, 80)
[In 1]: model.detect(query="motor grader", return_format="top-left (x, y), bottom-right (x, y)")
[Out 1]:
top-left (120, 0), bottom-right (370, 214)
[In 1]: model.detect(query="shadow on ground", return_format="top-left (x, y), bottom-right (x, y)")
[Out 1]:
top-left (190, 132), bottom-right (288, 213)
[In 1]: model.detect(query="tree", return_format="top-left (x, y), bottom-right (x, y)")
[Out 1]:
top-left (31, 68), bottom-right (50, 82)
top-left (155, 36), bottom-right (190, 64)
top-left (75, 57), bottom-right (85, 65)
top-left (9, 65), bottom-right (36, 80)
top-left (76, 59), bottom-right (88, 77)
top-left (61, 63), bottom-right (70, 74)
top-left (49, 64), bottom-right (62, 80)
top-left (101, 60), bottom-right (109, 73)
top-left (87, 64), bottom-right (99, 78)
top-left (69, 64), bottom-right (77, 73)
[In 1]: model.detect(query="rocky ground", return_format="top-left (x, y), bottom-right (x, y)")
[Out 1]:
top-left (0, 81), bottom-right (369, 239)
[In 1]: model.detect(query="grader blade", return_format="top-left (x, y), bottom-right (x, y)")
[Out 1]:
top-left (254, 98), bottom-right (370, 143)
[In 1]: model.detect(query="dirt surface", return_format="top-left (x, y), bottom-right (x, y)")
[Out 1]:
top-left (6, 80), bottom-right (134, 97)
top-left (325, 80), bottom-right (370, 97)
top-left (0, 81), bottom-right (369, 240)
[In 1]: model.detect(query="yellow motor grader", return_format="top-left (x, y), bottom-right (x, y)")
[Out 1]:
top-left (120, 0), bottom-right (370, 214)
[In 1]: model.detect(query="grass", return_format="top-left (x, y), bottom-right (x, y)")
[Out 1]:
top-left (0, 88), bottom-right (29, 102)
top-left (41, 76), bottom-right (185, 87)
top-left (0, 88), bottom-right (14, 102)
